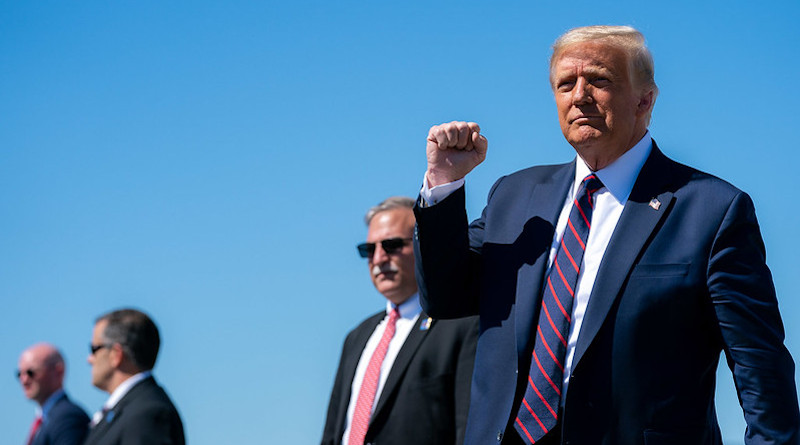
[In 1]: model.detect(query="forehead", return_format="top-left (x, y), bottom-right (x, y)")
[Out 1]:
top-left (92, 319), bottom-right (108, 338)
top-left (18, 350), bottom-right (40, 367)
top-left (367, 208), bottom-right (414, 240)
top-left (553, 41), bottom-right (629, 77)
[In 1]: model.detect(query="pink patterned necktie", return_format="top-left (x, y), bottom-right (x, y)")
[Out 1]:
top-left (349, 308), bottom-right (400, 445)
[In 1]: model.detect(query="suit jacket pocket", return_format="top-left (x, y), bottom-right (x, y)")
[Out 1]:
top-left (630, 263), bottom-right (690, 278)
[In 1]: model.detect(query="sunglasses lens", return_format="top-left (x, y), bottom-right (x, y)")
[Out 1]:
top-left (357, 243), bottom-right (375, 258)
top-left (16, 369), bottom-right (34, 379)
top-left (381, 238), bottom-right (406, 253)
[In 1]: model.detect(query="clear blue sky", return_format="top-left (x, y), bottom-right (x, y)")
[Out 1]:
top-left (1, 1), bottom-right (798, 444)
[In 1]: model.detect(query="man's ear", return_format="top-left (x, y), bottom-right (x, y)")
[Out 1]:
top-left (109, 343), bottom-right (125, 368)
top-left (636, 89), bottom-right (655, 116)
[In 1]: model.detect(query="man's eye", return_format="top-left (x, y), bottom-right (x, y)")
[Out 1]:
top-left (592, 77), bottom-right (611, 87)
top-left (557, 81), bottom-right (575, 91)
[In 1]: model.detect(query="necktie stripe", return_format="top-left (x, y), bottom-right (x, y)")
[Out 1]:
top-left (515, 174), bottom-right (603, 444)
top-left (547, 278), bottom-right (571, 321)
top-left (560, 238), bottom-right (580, 273)
top-left (554, 260), bottom-right (575, 297)
top-left (527, 375), bottom-right (558, 417)
top-left (537, 325), bottom-right (564, 372)
top-left (516, 416), bottom-right (538, 442)
top-left (547, 277), bottom-right (572, 323)
top-left (541, 302), bottom-right (568, 347)
top-left (574, 200), bottom-right (591, 229)
top-left (567, 219), bottom-right (586, 250)
top-left (533, 351), bottom-right (561, 395)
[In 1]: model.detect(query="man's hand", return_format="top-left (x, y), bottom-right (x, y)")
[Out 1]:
top-left (425, 121), bottom-right (488, 187)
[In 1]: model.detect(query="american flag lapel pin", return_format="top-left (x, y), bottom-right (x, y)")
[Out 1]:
top-left (649, 198), bottom-right (661, 210)
top-left (420, 317), bottom-right (433, 331)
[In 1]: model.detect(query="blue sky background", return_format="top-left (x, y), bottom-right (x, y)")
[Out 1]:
top-left (1, 1), bottom-right (798, 444)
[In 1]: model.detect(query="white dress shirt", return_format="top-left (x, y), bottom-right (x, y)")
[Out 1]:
top-left (342, 294), bottom-right (423, 445)
top-left (421, 132), bottom-right (652, 403)
top-left (91, 371), bottom-right (152, 425)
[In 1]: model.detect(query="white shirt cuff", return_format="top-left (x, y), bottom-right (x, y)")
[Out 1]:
top-left (419, 174), bottom-right (465, 207)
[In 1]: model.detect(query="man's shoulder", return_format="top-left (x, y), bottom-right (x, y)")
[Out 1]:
top-left (123, 378), bottom-right (181, 414)
top-left (49, 393), bottom-right (90, 421)
top-left (648, 147), bottom-right (746, 199)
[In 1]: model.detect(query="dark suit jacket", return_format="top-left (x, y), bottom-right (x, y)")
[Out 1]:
top-left (321, 308), bottom-right (478, 445)
top-left (84, 377), bottom-right (185, 445)
top-left (414, 144), bottom-right (800, 445)
top-left (31, 392), bottom-right (90, 445)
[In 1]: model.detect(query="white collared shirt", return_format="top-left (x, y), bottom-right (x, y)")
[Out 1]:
top-left (421, 132), bottom-right (653, 403)
top-left (342, 294), bottom-right (423, 445)
top-left (92, 371), bottom-right (153, 425)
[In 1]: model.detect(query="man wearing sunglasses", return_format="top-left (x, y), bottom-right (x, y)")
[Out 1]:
top-left (17, 343), bottom-right (90, 445)
top-left (84, 308), bottom-right (184, 445)
top-left (322, 196), bottom-right (478, 445)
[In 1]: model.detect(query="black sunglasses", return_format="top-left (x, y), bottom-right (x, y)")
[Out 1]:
top-left (357, 237), bottom-right (413, 258)
top-left (16, 368), bottom-right (36, 380)
top-left (90, 343), bottom-right (114, 355)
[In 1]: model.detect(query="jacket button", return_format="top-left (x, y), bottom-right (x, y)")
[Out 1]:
top-left (497, 431), bottom-right (504, 441)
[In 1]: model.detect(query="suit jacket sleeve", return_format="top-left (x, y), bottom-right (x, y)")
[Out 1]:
top-left (709, 191), bottom-right (799, 444)
top-left (415, 184), bottom-right (496, 319)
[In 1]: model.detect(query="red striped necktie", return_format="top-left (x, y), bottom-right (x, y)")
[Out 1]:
top-left (515, 174), bottom-right (603, 444)
top-left (349, 307), bottom-right (400, 445)
top-left (27, 415), bottom-right (42, 445)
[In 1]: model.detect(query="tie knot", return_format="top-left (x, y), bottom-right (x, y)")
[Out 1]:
top-left (582, 174), bottom-right (603, 195)
top-left (388, 307), bottom-right (400, 322)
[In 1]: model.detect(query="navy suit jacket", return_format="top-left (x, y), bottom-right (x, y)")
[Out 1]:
top-left (31, 392), bottom-right (90, 445)
top-left (84, 377), bottom-right (184, 445)
top-left (414, 144), bottom-right (799, 445)
top-left (321, 309), bottom-right (478, 445)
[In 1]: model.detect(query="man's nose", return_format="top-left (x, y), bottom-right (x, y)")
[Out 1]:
top-left (572, 78), bottom-right (592, 104)
top-left (371, 244), bottom-right (390, 264)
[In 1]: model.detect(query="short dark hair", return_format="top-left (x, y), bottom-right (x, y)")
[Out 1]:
top-left (96, 308), bottom-right (160, 371)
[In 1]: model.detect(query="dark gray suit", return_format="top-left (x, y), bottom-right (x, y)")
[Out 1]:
top-left (84, 377), bottom-right (184, 445)
top-left (322, 310), bottom-right (478, 445)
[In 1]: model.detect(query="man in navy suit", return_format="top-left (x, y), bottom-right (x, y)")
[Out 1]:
top-left (84, 308), bottom-right (184, 445)
top-left (414, 25), bottom-right (799, 445)
top-left (17, 343), bottom-right (90, 445)
top-left (322, 197), bottom-right (478, 445)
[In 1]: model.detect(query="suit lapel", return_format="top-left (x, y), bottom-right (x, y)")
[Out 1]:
top-left (572, 146), bottom-right (675, 367)
top-left (84, 377), bottom-right (155, 445)
top-left (371, 312), bottom-right (432, 420)
top-left (334, 313), bottom-right (383, 437)
top-left (514, 163), bottom-right (575, 359)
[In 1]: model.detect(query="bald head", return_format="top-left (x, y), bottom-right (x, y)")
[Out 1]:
top-left (18, 343), bottom-right (65, 405)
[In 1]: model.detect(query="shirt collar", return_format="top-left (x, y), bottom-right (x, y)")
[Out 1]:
top-left (104, 370), bottom-right (152, 410)
top-left (37, 389), bottom-right (65, 420)
top-left (574, 131), bottom-right (653, 204)
top-left (385, 293), bottom-right (422, 320)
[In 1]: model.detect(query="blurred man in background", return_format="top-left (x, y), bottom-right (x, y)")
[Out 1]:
top-left (84, 308), bottom-right (184, 445)
top-left (17, 342), bottom-right (89, 445)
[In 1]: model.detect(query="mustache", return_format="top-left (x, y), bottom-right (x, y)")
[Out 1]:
top-left (372, 263), bottom-right (399, 276)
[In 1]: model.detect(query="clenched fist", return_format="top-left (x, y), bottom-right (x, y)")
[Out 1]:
top-left (425, 121), bottom-right (488, 187)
